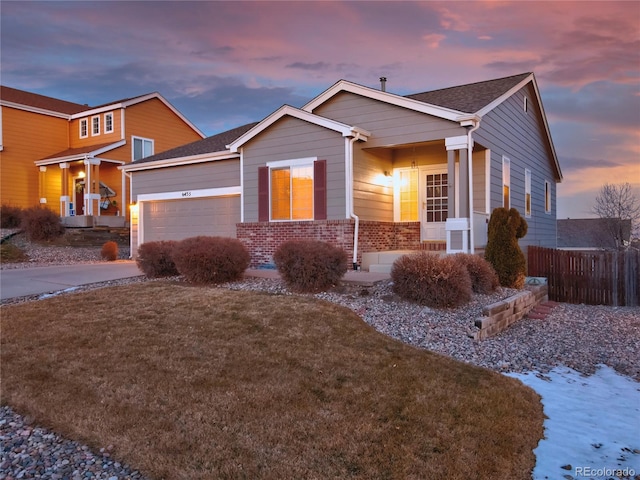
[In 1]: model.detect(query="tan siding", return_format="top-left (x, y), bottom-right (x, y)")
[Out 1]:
top-left (242, 117), bottom-right (346, 222)
top-left (353, 147), bottom-right (393, 221)
top-left (133, 160), bottom-right (240, 196)
top-left (69, 109), bottom-right (123, 148)
top-left (313, 92), bottom-right (465, 147)
top-left (0, 107), bottom-right (70, 208)
top-left (124, 99), bottom-right (202, 161)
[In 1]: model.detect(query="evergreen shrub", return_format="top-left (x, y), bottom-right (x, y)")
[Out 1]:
top-left (484, 207), bottom-right (528, 289)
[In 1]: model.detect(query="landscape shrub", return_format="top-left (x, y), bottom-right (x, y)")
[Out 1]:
top-left (20, 206), bottom-right (65, 242)
top-left (135, 240), bottom-right (179, 278)
top-left (454, 253), bottom-right (499, 294)
top-left (172, 236), bottom-right (250, 284)
top-left (485, 207), bottom-right (528, 289)
top-left (274, 240), bottom-right (349, 293)
top-left (100, 241), bottom-right (119, 261)
top-left (0, 205), bottom-right (23, 229)
top-left (390, 251), bottom-right (472, 308)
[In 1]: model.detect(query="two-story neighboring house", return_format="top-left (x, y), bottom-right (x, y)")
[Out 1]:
top-left (0, 86), bottom-right (204, 227)
top-left (123, 72), bottom-right (562, 270)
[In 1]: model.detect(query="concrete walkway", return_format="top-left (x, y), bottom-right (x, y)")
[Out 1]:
top-left (1, 263), bottom-right (390, 301)
top-left (0, 261), bottom-right (143, 301)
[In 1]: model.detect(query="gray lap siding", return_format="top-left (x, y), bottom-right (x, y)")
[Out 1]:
top-left (475, 85), bottom-right (558, 248)
top-left (242, 116), bottom-right (346, 222)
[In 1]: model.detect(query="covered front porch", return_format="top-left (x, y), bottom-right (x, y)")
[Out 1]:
top-left (35, 143), bottom-right (128, 228)
top-left (357, 133), bottom-right (491, 257)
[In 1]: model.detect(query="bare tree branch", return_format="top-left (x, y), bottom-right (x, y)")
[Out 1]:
top-left (592, 183), bottom-right (640, 249)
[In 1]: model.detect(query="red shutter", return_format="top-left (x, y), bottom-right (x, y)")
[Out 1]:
top-left (258, 166), bottom-right (269, 222)
top-left (314, 159), bottom-right (327, 220)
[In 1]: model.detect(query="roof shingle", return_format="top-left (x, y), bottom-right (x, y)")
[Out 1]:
top-left (0, 85), bottom-right (90, 115)
top-left (132, 122), bottom-right (259, 164)
top-left (405, 72), bottom-right (531, 113)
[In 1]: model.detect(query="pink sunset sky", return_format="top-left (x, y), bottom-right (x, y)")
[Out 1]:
top-left (2, 0), bottom-right (638, 220)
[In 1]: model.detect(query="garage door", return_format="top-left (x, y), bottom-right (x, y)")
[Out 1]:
top-left (142, 196), bottom-right (240, 243)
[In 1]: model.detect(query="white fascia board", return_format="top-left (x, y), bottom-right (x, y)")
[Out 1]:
top-left (137, 186), bottom-right (241, 202)
top-left (0, 101), bottom-right (72, 119)
top-left (475, 73), bottom-right (562, 182)
top-left (302, 80), bottom-right (463, 122)
top-left (227, 105), bottom-right (369, 152)
top-left (120, 151), bottom-right (239, 172)
top-left (34, 141), bottom-right (126, 166)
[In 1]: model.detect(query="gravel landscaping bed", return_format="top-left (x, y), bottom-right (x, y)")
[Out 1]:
top-left (1, 233), bottom-right (638, 479)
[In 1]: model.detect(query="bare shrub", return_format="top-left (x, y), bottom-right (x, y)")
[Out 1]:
top-left (172, 236), bottom-right (250, 284)
top-left (391, 252), bottom-right (472, 308)
top-left (0, 205), bottom-right (23, 229)
top-left (455, 253), bottom-right (499, 294)
top-left (20, 206), bottom-right (65, 242)
top-left (274, 240), bottom-right (349, 293)
top-left (100, 241), bottom-right (119, 261)
top-left (136, 240), bottom-right (179, 278)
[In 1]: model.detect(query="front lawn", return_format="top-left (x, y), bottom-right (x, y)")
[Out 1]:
top-left (1, 281), bottom-right (543, 479)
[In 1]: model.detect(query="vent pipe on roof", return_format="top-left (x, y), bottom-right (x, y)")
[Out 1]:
top-left (380, 77), bottom-right (387, 92)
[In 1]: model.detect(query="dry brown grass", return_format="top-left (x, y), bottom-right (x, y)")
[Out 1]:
top-left (1, 282), bottom-right (543, 479)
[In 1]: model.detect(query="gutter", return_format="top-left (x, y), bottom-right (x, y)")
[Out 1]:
top-left (464, 119), bottom-right (481, 253)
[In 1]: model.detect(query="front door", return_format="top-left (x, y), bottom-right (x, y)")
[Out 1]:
top-left (75, 179), bottom-right (85, 215)
top-left (419, 167), bottom-right (448, 241)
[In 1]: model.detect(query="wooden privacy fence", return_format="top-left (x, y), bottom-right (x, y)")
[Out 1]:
top-left (528, 246), bottom-right (640, 307)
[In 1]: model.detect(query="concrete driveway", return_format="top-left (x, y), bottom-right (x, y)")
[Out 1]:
top-left (0, 261), bottom-right (143, 301)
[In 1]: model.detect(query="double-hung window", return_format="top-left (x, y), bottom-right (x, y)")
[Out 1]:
top-left (525, 169), bottom-right (532, 217)
top-left (91, 116), bottom-right (100, 136)
top-left (79, 119), bottom-right (88, 138)
top-left (502, 156), bottom-right (511, 209)
top-left (104, 112), bottom-right (114, 134)
top-left (258, 158), bottom-right (327, 222)
top-left (132, 136), bottom-right (153, 161)
top-left (545, 180), bottom-right (552, 213)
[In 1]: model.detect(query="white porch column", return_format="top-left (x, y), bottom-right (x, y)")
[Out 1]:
top-left (38, 166), bottom-right (47, 204)
top-left (83, 157), bottom-right (101, 216)
top-left (445, 136), bottom-right (471, 254)
top-left (59, 163), bottom-right (70, 216)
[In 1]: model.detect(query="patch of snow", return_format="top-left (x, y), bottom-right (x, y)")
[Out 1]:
top-left (38, 286), bottom-right (80, 299)
top-left (507, 365), bottom-right (640, 480)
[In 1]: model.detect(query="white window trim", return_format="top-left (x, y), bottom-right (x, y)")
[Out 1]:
top-left (91, 115), bottom-right (100, 136)
top-left (267, 157), bottom-right (316, 222)
top-left (104, 112), bottom-right (114, 134)
top-left (131, 136), bottom-right (154, 161)
top-left (79, 119), bottom-right (88, 139)
top-left (523, 96), bottom-right (528, 113)
top-left (502, 156), bottom-right (511, 209)
top-left (525, 169), bottom-right (532, 218)
top-left (545, 180), bottom-right (552, 214)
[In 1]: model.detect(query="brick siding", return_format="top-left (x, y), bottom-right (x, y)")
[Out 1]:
top-left (236, 220), bottom-right (422, 268)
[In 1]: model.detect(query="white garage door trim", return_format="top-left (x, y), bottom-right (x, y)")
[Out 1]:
top-left (135, 186), bottom-right (241, 252)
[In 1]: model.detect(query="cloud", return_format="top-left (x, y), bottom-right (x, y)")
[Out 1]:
top-left (286, 62), bottom-right (332, 71)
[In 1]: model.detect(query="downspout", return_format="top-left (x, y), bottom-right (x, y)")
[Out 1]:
top-left (122, 169), bottom-right (133, 258)
top-left (347, 133), bottom-right (361, 270)
top-left (467, 120), bottom-right (480, 253)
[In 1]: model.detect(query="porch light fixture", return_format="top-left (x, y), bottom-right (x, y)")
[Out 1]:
top-left (411, 147), bottom-right (417, 169)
